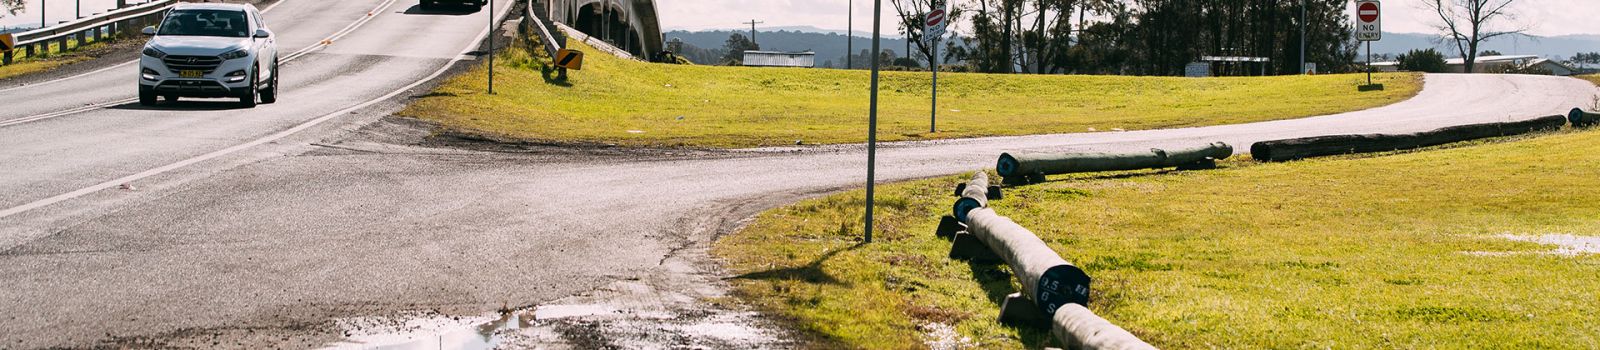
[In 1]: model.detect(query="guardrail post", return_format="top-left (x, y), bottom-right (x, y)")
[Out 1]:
top-left (3, 51), bottom-right (12, 65)
top-left (57, 36), bottom-right (68, 54)
top-left (23, 43), bottom-right (34, 58)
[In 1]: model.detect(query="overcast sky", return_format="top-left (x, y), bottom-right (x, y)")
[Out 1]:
top-left (658, 0), bottom-right (1600, 37)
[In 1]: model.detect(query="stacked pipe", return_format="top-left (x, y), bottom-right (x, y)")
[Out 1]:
top-left (949, 173), bottom-right (1154, 350)
top-left (1251, 115), bottom-right (1568, 162)
top-left (1573, 108), bottom-right (1600, 128)
top-left (997, 142), bottom-right (1234, 185)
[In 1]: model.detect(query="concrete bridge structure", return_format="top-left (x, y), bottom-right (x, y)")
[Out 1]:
top-left (538, 0), bottom-right (664, 58)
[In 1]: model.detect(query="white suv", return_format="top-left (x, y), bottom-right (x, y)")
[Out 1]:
top-left (138, 3), bottom-right (278, 107)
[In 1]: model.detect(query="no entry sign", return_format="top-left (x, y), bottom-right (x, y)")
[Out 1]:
top-left (1355, 1), bottom-right (1382, 41)
top-left (925, 0), bottom-right (948, 41)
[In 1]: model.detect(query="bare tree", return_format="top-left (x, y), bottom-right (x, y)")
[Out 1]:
top-left (1422, 0), bottom-right (1529, 73)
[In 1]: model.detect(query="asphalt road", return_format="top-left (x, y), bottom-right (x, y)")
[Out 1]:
top-left (0, 7), bottom-right (1594, 346)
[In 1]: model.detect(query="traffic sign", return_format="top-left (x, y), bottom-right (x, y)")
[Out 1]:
top-left (1355, 1), bottom-right (1381, 41)
top-left (555, 49), bottom-right (584, 70)
top-left (0, 33), bottom-right (14, 53)
top-left (924, 0), bottom-right (948, 41)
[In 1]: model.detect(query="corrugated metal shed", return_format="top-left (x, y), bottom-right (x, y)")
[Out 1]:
top-left (742, 51), bottom-right (815, 68)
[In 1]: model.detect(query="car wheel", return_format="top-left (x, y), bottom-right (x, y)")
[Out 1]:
top-left (239, 65), bottom-right (259, 108)
top-left (139, 87), bottom-right (157, 106)
top-left (420, 1), bottom-right (434, 10)
top-left (260, 60), bottom-right (278, 104)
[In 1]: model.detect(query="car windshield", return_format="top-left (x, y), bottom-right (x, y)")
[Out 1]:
top-left (156, 9), bottom-right (249, 38)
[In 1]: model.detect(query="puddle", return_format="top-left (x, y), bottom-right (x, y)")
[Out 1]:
top-left (322, 311), bottom-right (525, 350)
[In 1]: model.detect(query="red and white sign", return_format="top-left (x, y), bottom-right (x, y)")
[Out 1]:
top-left (1355, 1), bottom-right (1382, 41)
top-left (924, 0), bottom-right (948, 42)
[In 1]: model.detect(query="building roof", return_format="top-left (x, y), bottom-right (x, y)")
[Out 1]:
top-left (1445, 55), bottom-right (1539, 65)
top-left (742, 51), bottom-right (815, 68)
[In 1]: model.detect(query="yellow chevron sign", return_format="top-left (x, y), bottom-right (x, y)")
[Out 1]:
top-left (555, 49), bottom-right (583, 70)
top-left (0, 33), bottom-right (15, 52)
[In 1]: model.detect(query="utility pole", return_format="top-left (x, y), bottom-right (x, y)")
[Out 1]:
top-left (846, 0), bottom-right (852, 69)
top-left (743, 19), bottom-right (763, 47)
top-left (41, 0), bottom-right (46, 29)
top-left (1299, 0), bottom-right (1306, 74)
top-left (865, 0), bottom-right (882, 243)
top-left (76, 0), bottom-right (80, 19)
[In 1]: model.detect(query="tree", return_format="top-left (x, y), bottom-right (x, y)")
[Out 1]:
top-left (720, 33), bottom-right (760, 66)
top-left (1397, 48), bottom-right (1449, 73)
top-left (1422, 0), bottom-right (1528, 74)
top-left (1, 0), bottom-right (23, 19)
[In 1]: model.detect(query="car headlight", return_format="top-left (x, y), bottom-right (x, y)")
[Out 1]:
top-left (142, 47), bottom-right (168, 59)
top-left (219, 49), bottom-right (250, 60)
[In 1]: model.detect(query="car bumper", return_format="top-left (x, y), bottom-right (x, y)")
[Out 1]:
top-left (138, 55), bottom-right (254, 97)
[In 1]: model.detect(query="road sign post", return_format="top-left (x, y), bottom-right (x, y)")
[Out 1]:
top-left (1355, 0), bottom-right (1381, 86)
top-left (488, 0), bottom-right (495, 94)
top-left (866, 0), bottom-right (884, 243)
top-left (925, 0), bottom-right (947, 133)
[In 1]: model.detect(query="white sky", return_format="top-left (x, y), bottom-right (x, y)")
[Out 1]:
top-left (658, 0), bottom-right (1600, 37)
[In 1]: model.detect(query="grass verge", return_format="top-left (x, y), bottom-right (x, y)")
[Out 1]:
top-left (0, 37), bottom-right (117, 81)
top-left (1579, 74), bottom-right (1600, 87)
top-left (715, 130), bottom-right (1600, 348)
top-left (400, 39), bottom-right (1421, 148)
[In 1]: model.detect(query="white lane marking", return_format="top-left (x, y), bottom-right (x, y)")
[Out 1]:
top-left (0, 0), bottom-right (514, 220)
top-left (0, 0), bottom-right (297, 94)
top-left (0, 0), bottom-right (398, 129)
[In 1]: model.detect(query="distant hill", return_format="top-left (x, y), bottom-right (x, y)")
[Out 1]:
top-left (1371, 32), bottom-right (1600, 60)
top-left (664, 29), bottom-right (922, 67)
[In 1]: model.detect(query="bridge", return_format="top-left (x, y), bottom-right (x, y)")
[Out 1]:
top-left (538, 0), bottom-right (664, 58)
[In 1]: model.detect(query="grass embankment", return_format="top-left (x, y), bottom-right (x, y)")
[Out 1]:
top-left (400, 40), bottom-right (1421, 148)
top-left (0, 37), bottom-right (115, 80)
top-left (1580, 74), bottom-right (1600, 88)
top-left (716, 130), bottom-right (1600, 348)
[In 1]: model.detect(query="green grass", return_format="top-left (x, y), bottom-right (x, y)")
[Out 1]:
top-left (400, 39), bottom-right (1421, 148)
top-left (715, 130), bottom-right (1600, 348)
top-left (0, 36), bottom-right (115, 80)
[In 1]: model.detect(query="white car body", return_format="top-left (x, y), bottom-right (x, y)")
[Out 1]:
top-left (138, 3), bottom-right (278, 107)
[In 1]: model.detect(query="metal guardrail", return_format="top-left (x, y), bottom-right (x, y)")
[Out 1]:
top-left (2, 0), bottom-right (176, 65)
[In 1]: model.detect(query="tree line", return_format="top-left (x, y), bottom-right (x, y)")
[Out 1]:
top-left (888, 0), bottom-right (1361, 76)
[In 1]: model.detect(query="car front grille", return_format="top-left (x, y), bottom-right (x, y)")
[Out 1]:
top-left (163, 55), bottom-right (225, 74)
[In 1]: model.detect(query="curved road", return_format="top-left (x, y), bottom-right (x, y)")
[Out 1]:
top-left (0, 11), bottom-right (1594, 347)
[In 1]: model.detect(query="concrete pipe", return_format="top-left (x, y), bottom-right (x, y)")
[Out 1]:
top-left (952, 172), bottom-right (992, 223)
top-left (961, 207), bottom-right (1091, 315)
top-left (997, 142), bottom-right (1233, 183)
top-left (1572, 108), bottom-right (1600, 128)
top-left (1251, 115), bottom-right (1568, 162)
top-left (1052, 303), bottom-right (1156, 350)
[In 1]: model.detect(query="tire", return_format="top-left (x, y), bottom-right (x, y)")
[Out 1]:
top-left (260, 60), bottom-right (278, 104)
top-left (139, 87), bottom-right (157, 106)
top-left (420, 1), bottom-right (434, 10)
top-left (239, 65), bottom-right (258, 108)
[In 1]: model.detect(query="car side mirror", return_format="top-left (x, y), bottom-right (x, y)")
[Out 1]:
top-left (254, 29), bottom-right (271, 39)
top-left (141, 26), bottom-right (157, 36)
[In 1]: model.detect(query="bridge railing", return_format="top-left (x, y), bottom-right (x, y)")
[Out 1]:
top-left (3, 0), bottom-right (176, 65)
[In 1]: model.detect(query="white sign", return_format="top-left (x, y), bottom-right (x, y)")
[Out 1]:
top-left (1355, 0), bottom-right (1382, 41)
top-left (924, 0), bottom-right (948, 42)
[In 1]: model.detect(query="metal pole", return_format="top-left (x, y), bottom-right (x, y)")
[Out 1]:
top-left (930, 39), bottom-right (938, 133)
top-left (1366, 41), bottom-right (1372, 85)
top-left (847, 0), bottom-right (852, 69)
top-left (1299, 0), bottom-right (1305, 74)
top-left (865, 0), bottom-right (882, 243)
top-left (41, 0), bottom-right (46, 29)
top-left (488, 0), bottom-right (495, 94)
top-left (76, 0), bottom-right (80, 19)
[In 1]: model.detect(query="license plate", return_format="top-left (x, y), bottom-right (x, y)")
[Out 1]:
top-left (179, 70), bottom-right (204, 78)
